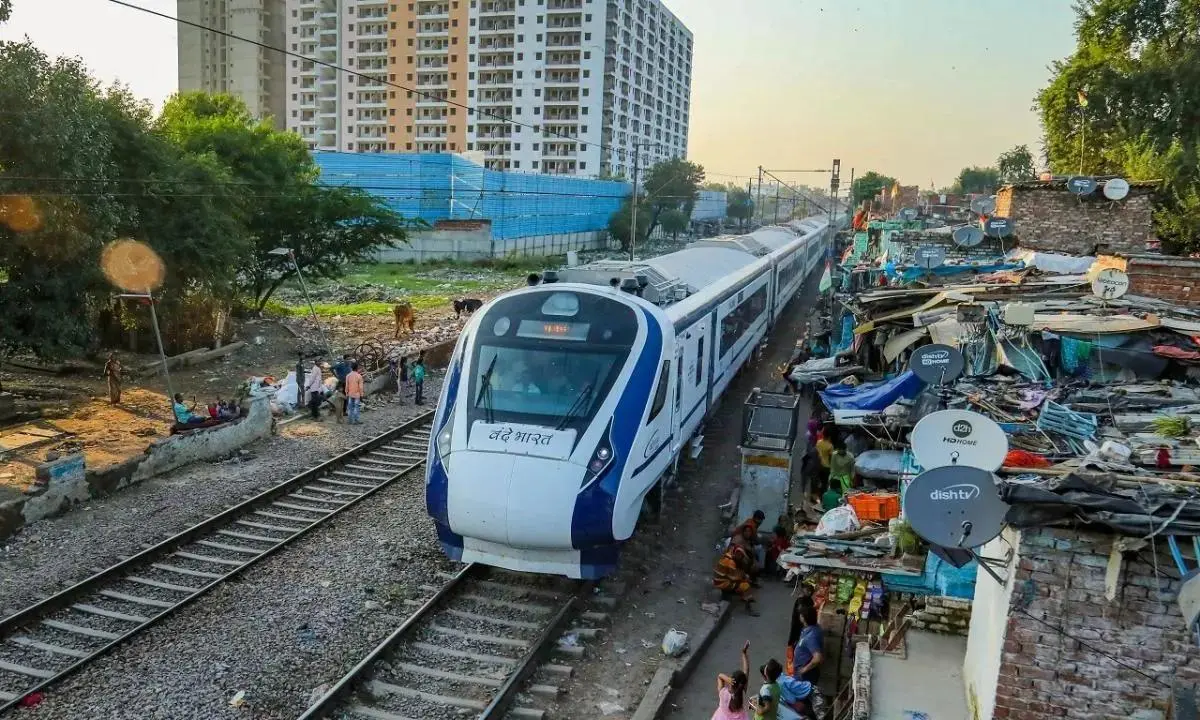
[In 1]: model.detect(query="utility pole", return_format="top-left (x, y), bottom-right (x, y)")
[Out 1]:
top-left (630, 147), bottom-right (642, 262)
top-left (848, 167), bottom-right (855, 217)
top-left (756, 166), bottom-right (764, 227)
top-left (773, 184), bottom-right (781, 224)
top-left (745, 178), bottom-right (753, 231)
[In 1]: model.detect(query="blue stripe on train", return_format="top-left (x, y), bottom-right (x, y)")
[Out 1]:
top-left (570, 307), bottom-right (663, 549)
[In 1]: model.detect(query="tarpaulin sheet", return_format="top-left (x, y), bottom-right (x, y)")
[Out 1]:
top-left (819, 370), bottom-right (925, 411)
top-left (1001, 472), bottom-right (1200, 535)
top-left (1008, 249), bottom-right (1097, 275)
top-left (891, 262), bottom-right (1021, 283)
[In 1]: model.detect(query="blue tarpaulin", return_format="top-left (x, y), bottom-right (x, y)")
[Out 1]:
top-left (818, 370), bottom-right (925, 411)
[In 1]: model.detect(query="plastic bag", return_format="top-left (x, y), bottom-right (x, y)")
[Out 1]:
top-left (814, 505), bottom-right (860, 536)
top-left (661, 629), bottom-right (689, 657)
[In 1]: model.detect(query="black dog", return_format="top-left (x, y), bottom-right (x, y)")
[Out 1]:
top-left (454, 298), bottom-right (483, 318)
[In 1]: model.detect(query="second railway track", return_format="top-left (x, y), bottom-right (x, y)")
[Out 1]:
top-left (0, 409), bottom-right (435, 713)
top-left (299, 564), bottom-right (610, 720)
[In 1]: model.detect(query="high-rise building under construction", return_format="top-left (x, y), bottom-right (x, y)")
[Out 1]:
top-left (280, 0), bottom-right (692, 177)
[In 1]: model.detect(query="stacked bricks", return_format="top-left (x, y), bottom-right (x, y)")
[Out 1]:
top-left (992, 527), bottom-right (1200, 720)
top-left (1124, 254), bottom-right (1200, 307)
top-left (852, 641), bottom-right (871, 720)
top-left (910, 596), bottom-right (972, 636)
top-left (995, 183), bottom-right (1157, 256)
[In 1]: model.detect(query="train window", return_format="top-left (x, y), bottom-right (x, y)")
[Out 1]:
top-left (720, 284), bottom-right (768, 358)
top-left (648, 360), bottom-right (670, 422)
top-left (696, 337), bottom-right (704, 385)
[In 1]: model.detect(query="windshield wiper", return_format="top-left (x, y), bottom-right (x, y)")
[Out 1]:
top-left (554, 382), bottom-right (595, 431)
top-left (476, 354), bottom-right (498, 424)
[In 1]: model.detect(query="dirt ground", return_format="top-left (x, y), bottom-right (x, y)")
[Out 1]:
top-left (0, 283), bottom-right (512, 501)
top-left (556, 278), bottom-right (821, 720)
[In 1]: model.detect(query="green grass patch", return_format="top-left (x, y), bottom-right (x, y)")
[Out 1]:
top-left (277, 296), bottom-right (451, 317)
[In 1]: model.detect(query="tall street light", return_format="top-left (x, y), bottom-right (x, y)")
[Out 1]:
top-left (269, 247), bottom-right (333, 357)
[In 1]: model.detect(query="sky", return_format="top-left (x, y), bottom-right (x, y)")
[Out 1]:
top-left (0, 0), bottom-right (1079, 188)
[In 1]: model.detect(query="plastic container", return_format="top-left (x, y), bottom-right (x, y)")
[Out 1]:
top-left (847, 492), bottom-right (901, 522)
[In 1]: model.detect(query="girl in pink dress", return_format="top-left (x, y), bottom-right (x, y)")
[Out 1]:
top-left (712, 641), bottom-right (751, 720)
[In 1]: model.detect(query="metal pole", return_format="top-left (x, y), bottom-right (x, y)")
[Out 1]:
top-left (144, 290), bottom-right (176, 414)
top-left (745, 178), bottom-right (753, 231)
top-left (756, 166), bottom-right (764, 227)
top-left (630, 147), bottom-right (641, 262)
top-left (848, 167), bottom-right (855, 213)
top-left (290, 250), bottom-right (333, 357)
top-left (773, 184), bottom-right (780, 224)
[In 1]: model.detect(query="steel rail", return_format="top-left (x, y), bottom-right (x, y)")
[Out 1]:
top-left (0, 409), bottom-right (435, 713)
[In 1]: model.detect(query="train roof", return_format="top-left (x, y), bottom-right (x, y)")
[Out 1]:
top-left (550, 215), bottom-right (829, 308)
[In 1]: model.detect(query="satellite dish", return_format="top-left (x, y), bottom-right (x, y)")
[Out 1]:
top-left (910, 409), bottom-right (1009, 471)
top-left (969, 196), bottom-right (996, 217)
top-left (909, 343), bottom-right (965, 384)
top-left (982, 217), bottom-right (1015, 239)
top-left (904, 465), bottom-right (1009, 549)
top-left (899, 207), bottom-right (918, 221)
top-left (1067, 176), bottom-right (1098, 195)
top-left (1091, 268), bottom-right (1130, 299)
top-left (913, 245), bottom-right (946, 270)
top-left (1103, 178), bottom-right (1131, 201)
top-left (952, 226), bottom-right (985, 248)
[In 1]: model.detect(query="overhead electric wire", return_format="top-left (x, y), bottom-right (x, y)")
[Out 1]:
top-left (105, 0), bottom-right (681, 166)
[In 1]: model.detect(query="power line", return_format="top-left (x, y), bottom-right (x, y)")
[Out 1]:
top-left (105, 0), bottom-right (682, 168)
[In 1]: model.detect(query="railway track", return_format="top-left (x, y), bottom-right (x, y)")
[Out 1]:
top-left (299, 564), bottom-right (609, 720)
top-left (0, 410), bottom-right (435, 712)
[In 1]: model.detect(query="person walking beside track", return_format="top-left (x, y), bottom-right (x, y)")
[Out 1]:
top-left (345, 362), bottom-right (364, 425)
top-left (103, 352), bottom-right (122, 404)
top-left (412, 355), bottom-right (426, 405)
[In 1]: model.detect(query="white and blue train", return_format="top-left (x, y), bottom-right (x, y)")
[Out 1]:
top-left (426, 216), bottom-right (834, 578)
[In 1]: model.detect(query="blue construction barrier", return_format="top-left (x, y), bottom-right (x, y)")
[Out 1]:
top-left (314, 152), bottom-right (630, 240)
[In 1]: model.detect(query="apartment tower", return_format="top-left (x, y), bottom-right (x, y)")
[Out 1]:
top-left (283, 0), bottom-right (691, 177)
top-left (178, 0), bottom-right (288, 129)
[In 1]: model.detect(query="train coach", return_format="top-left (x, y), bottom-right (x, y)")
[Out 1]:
top-left (426, 216), bottom-right (834, 579)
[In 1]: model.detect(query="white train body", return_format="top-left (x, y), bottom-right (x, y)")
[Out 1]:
top-left (426, 217), bottom-right (833, 578)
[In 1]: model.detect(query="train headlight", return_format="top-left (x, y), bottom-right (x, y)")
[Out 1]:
top-left (583, 420), bottom-right (615, 483)
top-left (436, 411), bottom-right (455, 459)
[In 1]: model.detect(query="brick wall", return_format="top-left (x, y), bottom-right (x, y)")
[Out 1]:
top-left (911, 595), bottom-right (972, 636)
top-left (995, 183), bottom-right (1158, 256)
top-left (992, 527), bottom-right (1199, 720)
top-left (1123, 255), bottom-right (1200, 308)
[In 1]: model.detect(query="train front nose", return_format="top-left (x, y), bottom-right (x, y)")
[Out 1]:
top-left (446, 451), bottom-right (584, 549)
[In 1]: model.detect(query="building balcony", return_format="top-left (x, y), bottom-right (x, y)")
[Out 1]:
top-left (475, 130), bottom-right (513, 139)
top-left (416, 93), bottom-right (449, 105)
top-left (548, 0), bottom-right (584, 9)
top-left (476, 73), bottom-right (514, 86)
top-left (416, 43), bottom-right (450, 53)
top-left (478, 1), bottom-right (516, 14)
top-left (477, 56), bottom-right (514, 69)
top-left (357, 98), bottom-right (387, 108)
top-left (357, 45), bottom-right (389, 57)
top-left (546, 18), bottom-right (582, 29)
top-left (478, 22), bottom-right (516, 33)
top-left (357, 25), bottom-right (388, 38)
top-left (546, 53), bottom-right (581, 67)
top-left (478, 39), bottom-right (514, 50)
top-left (416, 24), bottom-right (450, 36)
top-left (415, 115), bottom-right (448, 124)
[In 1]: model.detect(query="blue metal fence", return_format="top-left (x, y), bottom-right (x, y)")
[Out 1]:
top-left (314, 152), bottom-right (631, 240)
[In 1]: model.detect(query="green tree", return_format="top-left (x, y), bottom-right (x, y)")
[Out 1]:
top-left (997, 144), bottom-right (1038, 184)
top-left (1036, 0), bottom-right (1200, 252)
top-left (850, 171), bottom-right (897, 206)
top-left (641, 158), bottom-right (705, 238)
top-left (659, 208), bottom-right (689, 240)
top-left (0, 1), bottom-right (10, 23)
top-left (952, 166), bottom-right (1001, 194)
top-left (726, 187), bottom-right (754, 230)
top-left (607, 196), bottom-right (654, 254)
top-left (157, 91), bottom-right (410, 308)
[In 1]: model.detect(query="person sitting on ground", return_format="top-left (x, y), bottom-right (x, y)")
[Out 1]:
top-left (172, 393), bottom-right (206, 425)
top-left (754, 658), bottom-right (817, 720)
top-left (765, 526), bottom-right (791, 577)
top-left (732, 510), bottom-right (767, 575)
top-left (713, 534), bottom-right (759, 616)
top-left (712, 641), bottom-right (751, 720)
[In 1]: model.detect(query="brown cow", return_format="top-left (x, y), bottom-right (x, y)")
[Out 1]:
top-left (393, 302), bottom-right (416, 338)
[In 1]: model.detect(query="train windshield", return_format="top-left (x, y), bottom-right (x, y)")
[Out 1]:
top-left (467, 290), bottom-right (639, 431)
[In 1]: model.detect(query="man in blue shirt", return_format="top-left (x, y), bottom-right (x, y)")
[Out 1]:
top-left (173, 393), bottom-right (204, 425)
top-left (412, 356), bottom-right (426, 405)
top-left (792, 606), bottom-right (825, 686)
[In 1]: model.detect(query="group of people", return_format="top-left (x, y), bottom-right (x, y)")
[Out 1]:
top-left (297, 350), bottom-right (427, 424)
top-left (713, 511), bottom-right (791, 617)
top-left (172, 394), bottom-right (243, 427)
top-left (710, 594), bottom-right (827, 720)
top-left (807, 411), bottom-right (860, 511)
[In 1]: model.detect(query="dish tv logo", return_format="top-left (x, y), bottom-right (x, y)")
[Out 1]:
top-left (931, 484), bottom-right (980, 501)
top-left (919, 349), bottom-right (951, 367)
top-left (941, 419), bottom-right (977, 446)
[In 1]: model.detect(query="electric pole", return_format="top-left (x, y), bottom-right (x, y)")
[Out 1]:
top-left (756, 165), bottom-right (764, 227)
top-left (630, 148), bottom-right (642, 262)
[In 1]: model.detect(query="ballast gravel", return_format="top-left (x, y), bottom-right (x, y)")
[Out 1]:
top-left (0, 378), bottom-right (440, 621)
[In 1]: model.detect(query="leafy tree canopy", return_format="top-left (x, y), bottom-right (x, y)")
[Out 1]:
top-left (850, 171), bottom-right (897, 206)
top-left (952, 166), bottom-right (1001, 195)
top-left (997, 144), bottom-right (1038, 184)
top-left (1036, 0), bottom-right (1200, 251)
